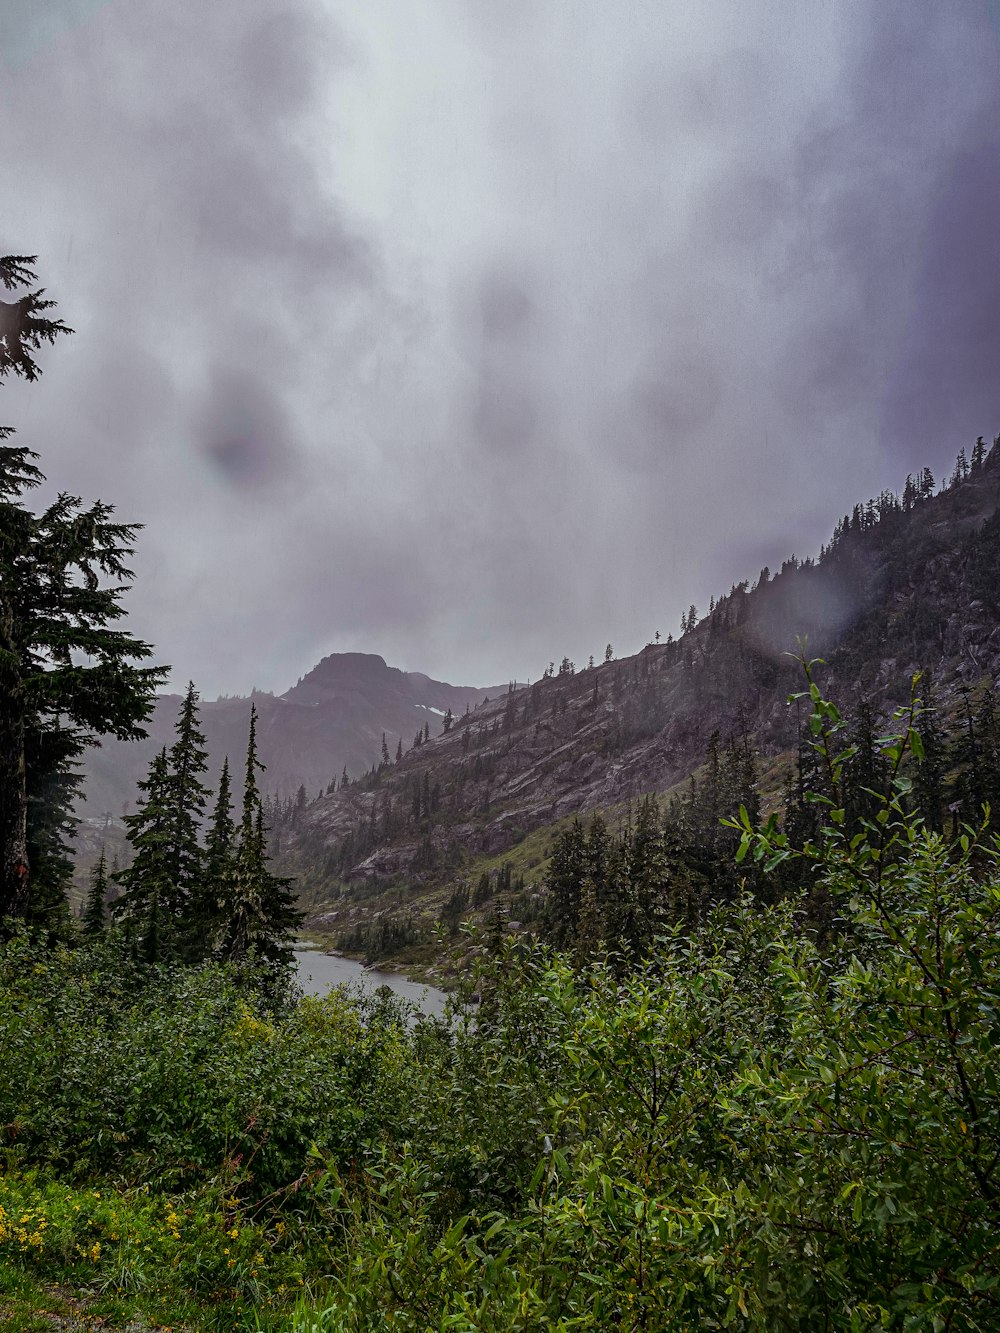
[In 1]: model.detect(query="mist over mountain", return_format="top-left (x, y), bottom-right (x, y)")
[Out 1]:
top-left (268, 438), bottom-right (1000, 937)
top-left (72, 433), bottom-right (1000, 953)
top-left (80, 654), bottom-right (510, 820)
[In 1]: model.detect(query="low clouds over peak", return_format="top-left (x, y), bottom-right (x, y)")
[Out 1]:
top-left (3, 1), bottom-right (999, 694)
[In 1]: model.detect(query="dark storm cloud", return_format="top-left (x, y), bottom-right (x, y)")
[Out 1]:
top-left (452, 0), bottom-right (1000, 658)
top-left (467, 261), bottom-right (548, 456)
top-left (882, 128), bottom-right (1000, 456)
top-left (0, 0), bottom-right (397, 690)
top-left (198, 364), bottom-right (301, 492)
top-left (2, 1), bottom-right (999, 696)
top-left (764, 4), bottom-right (1000, 467)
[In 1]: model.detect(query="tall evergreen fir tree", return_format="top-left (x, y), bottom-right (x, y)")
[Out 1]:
top-left (610, 796), bottom-right (667, 961)
top-left (82, 847), bottom-right (109, 938)
top-left (0, 255), bottom-right (72, 380)
top-left (696, 731), bottom-right (724, 849)
top-left (573, 874), bottom-right (604, 969)
top-left (585, 814), bottom-right (614, 927)
top-left (914, 673), bottom-right (948, 833)
top-left (175, 755), bottom-right (237, 959)
top-left (162, 682), bottom-right (212, 958)
top-left (218, 705), bottom-right (302, 977)
top-left (633, 796), bottom-right (670, 935)
top-left (953, 687), bottom-right (985, 828)
top-left (165, 683), bottom-right (209, 899)
top-left (842, 702), bottom-right (888, 836)
top-left (114, 749), bottom-right (174, 963)
top-left (204, 756), bottom-right (235, 888)
top-left (23, 720), bottom-right (81, 943)
top-left (0, 255), bottom-right (164, 930)
top-left (978, 690), bottom-right (1000, 828)
top-left (544, 818), bottom-right (588, 948)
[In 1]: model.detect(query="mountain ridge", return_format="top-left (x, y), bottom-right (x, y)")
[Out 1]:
top-left (274, 438), bottom-right (1000, 940)
top-left (80, 652), bottom-right (512, 819)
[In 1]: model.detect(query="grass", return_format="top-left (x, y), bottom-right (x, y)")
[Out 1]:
top-left (0, 1174), bottom-right (301, 1332)
top-left (0, 1260), bottom-right (182, 1330)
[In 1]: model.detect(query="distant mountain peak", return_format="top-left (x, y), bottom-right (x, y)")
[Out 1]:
top-left (284, 440), bottom-right (1000, 912)
top-left (81, 652), bottom-right (510, 816)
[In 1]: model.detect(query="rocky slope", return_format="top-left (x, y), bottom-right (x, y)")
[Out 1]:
top-left (79, 653), bottom-right (508, 818)
top-left (282, 441), bottom-right (1000, 924)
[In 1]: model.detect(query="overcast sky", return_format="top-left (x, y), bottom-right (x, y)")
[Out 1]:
top-left (2, 1), bottom-right (999, 695)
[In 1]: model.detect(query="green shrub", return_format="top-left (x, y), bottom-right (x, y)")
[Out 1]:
top-left (0, 944), bottom-right (413, 1195)
top-left (4, 673), bottom-right (1000, 1330)
top-left (294, 677), bottom-right (1000, 1331)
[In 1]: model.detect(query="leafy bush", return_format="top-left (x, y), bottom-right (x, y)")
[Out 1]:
top-left (0, 943), bottom-right (413, 1194)
top-left (3, 673), bottom-right (1000, 1330)
top-left (295, 677), bottom-right (1000, 1331)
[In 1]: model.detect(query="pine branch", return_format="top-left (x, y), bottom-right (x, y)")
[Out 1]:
top-left (0, 256), bottom-right (74, 381)
top-left (0, 256), bottom-right (39, 290)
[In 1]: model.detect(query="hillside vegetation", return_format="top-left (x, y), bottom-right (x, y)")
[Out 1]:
top-left (3, 684), bottom-right (1000, 1330)
top-left (277, 441), bottom-right (1000, 967)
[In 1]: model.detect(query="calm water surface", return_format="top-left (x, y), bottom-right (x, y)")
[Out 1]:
top-left (293, 945), bottom-right (448, 1018)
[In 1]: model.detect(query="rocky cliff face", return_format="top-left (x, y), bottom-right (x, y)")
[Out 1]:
top-left (284, 446), bottom-right (1000, 902)
top-left (79, 653), bottom-right (507, 818)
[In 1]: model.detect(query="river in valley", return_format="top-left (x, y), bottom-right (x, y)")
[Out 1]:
top-left (293, 944), bottom-right (449, 1018)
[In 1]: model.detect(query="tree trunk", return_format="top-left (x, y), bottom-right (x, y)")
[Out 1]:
top-left (0, 701), bottom-right (29, 921)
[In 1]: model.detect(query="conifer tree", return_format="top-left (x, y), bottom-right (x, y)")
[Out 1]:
top-left (914, 674), bottom-right (947, 833)
top-left (574, 874), bottom-right (605, 967)
top-left (0, 255), bottom-right (72, 380)
top-left (610, 797), bottom-right (667, 961)
top-left (218, 705), bottom-right (302, 976)
top-left (188, 754), bottom-right (235, 954)
top-left (82, 847), bottom-right (109, 938)
top-left (23, 722), bottom-right (81, 943)
top-left (0, 255), bottom-right (164, 928)
top-left (164, 682), bottom-right (210, 920)
top-left (205, 757), bottom-right (234, 886)
top-left (114, 749), bottom-right (174, 962)
top-left (842, 702), bottom-right (887, 836)
top-left (978, 690), bottom-right (1000, 828)
top-left (696, 731), bottom-right (724, 849)
top-left (953, 688), bottom-right (985, 827)
top-left (545, 818), bottom-right (588, 948)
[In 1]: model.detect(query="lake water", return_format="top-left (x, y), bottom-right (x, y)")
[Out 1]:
top-left (293, 945), bottom-right (449, 1018)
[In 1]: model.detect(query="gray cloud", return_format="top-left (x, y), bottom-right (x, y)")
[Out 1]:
top-left (197, 363), bottom-right (301, 493)
top-left (0, 0), bottom-right (110, 70)
top-left (2, 1), bottom-right (999, 696)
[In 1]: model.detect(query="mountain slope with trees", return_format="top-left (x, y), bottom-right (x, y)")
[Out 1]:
top-left (80, 652), bottom-right (509, 819)
top-left (279, 439), bottom-right (1000, 950)
top-left (5, 256), bottom-right (1000, 1333)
